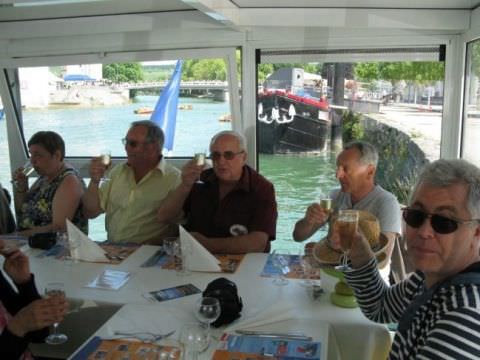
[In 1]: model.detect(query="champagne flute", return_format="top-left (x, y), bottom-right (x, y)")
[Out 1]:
top-left (99, 150), bottom-right (112, 184)
top-left (334, 210), bottom-right (359, 271)
top-left (44, 282), bottom-right (68, 345)
top-left (194, 152), bottom-right (206, 184)
top-left (271, 249), bottom-right (290, 286)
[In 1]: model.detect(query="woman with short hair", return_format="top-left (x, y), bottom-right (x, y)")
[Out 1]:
top-left (13, 131), bottom-right (87, 236)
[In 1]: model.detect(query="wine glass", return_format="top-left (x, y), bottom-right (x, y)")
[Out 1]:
top-left (271, 249), bottom-right (290, 286)
top-left (44, 282), bottom-right (68, 345)
top-left (99, 150), bottom-right (112, 184)
top-left (180, 323), bottom-right (209, 360)
top-left (194, 152), bottom-right (206, 184)
top-left (319, 193), bottom-right (332, 215)
top-left (334, 210), bottom-right (359, 271)
top-left (195, 296), bottom-right (221, 327)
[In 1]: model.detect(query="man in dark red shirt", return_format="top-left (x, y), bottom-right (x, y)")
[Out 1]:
top-left (158, 130), bottom-right (277, 253)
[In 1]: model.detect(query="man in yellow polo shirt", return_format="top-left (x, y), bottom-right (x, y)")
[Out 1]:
top-left (82, 120), bottom-right (181, 244)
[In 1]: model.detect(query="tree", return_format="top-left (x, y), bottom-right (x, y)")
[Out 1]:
top-left (103, 63), bottom-right (144, 83)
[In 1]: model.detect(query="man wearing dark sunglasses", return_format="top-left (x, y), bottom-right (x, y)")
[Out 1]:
top-left (158, 130), bottom-right (277, 254)
top-left (293, 141), bottom-right (401, 280)
top-left (83, 120), bottom-right (181, 244)
top-left (342, 159), bottom-right (480, 359)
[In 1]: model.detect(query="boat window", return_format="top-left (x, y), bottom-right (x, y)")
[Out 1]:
top-left (462, 39), bottom-right (480, 165)
top-left (15, 60), bottom-right (232, 158)
top-left (256, 48), bottom-right (444, 249)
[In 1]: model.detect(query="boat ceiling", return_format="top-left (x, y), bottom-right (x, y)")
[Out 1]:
top-left (0, 0), bottom-right (479, 23)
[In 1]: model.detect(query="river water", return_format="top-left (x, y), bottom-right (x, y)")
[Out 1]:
top-left (0, 95), bottom-right (337, 252)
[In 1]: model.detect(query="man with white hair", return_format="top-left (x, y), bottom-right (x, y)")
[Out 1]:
top-left (293, 141), bottom-right (401, 276)
top-left (342, 159), bottom-right (480, 359)
top-left (158, 130), bottom-right (277, 254)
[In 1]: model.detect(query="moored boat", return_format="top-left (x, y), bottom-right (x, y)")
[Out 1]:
top-left (257, 68), bottom-right (330, 154)
top-left (134, 107), bottom-right (153, 114)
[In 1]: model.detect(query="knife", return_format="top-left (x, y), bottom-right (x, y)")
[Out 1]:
top-left (235, 330), bottom-right (312, 341)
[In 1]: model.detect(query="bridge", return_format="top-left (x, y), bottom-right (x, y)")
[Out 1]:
top-left (115, 80), bottom-right (228, 91)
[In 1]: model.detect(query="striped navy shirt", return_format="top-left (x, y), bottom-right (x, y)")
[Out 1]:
top-left (344, 259), bottom-right (480, 359)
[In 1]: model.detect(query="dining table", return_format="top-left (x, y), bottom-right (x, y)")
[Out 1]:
top-left (17, 245), bottom-right (392, 359)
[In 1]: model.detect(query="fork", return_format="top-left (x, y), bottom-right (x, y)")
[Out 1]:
top-left (112, 330), bottom-right (175, 342)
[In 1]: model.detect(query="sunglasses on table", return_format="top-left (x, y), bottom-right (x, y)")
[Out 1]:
top-left (402, 207), bottom-right (479, 234)
top-left (210, 150), bottom-right (244, 161)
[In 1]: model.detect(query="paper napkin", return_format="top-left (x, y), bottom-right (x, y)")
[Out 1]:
top-left (179, 225), bottom-right (221, 272)
top-left (66, 219), bottom-right (109, 262)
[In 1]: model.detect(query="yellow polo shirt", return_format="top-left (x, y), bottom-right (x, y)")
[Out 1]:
top-left (99, 159), bottom-right (181, 244)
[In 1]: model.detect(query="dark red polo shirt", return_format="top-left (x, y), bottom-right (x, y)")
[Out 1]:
top-left (183, 165), bottom-right (277, 252)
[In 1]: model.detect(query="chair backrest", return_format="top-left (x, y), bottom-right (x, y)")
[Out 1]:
top-left (389, 233), bottom-right (415, 284)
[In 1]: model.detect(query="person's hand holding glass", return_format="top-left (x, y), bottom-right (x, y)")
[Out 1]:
top-left (44, 282), bottom-right (68, 345)
top-left (99, 150), bottom-right (112, 184)
top-left (334, 210), bottom-right (359, 271)
top-left (12, 160), bottom-right (34, 192)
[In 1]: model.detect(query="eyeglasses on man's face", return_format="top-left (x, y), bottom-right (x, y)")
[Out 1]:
top-left (402, 207), bottom-right (479, 235)
top-left (210, 150), bottom-right (244, 161)
top-left (122, 138), bottom-right (150, 148)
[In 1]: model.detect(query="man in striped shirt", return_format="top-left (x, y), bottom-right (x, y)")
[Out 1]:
top-left (339, 159), bottom-right (480, 359)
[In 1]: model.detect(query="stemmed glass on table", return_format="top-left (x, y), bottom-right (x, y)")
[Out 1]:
top-left (334, 210), bottom-right (359, 271)
top-left (44, 282), bottom-right (68, 345)
top-left (195, 296), bottom-right (221, 331)
top-left (180, 322), bottom-right (209, 360)
top-left (271, 249), bottom-right (290, 286)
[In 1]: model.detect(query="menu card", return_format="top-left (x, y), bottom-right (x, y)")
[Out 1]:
top-left (71, 336), bottom-right (181, 360)
top-left (143, 283), bottom-right (201, 302)
top-left (213, 334), bottom-right (322, 360)
top-left (260, 254), bottom-right (320, 280)
top-left (85, 270), bottom-right (131, 291)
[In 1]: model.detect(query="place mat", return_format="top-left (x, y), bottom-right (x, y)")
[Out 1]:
top-left (213, 334), bottom-right (322, 360)
top-left (141, 252), bottom-right (245, 273)
top-left (260, 254), bottom-right (320, 280)
top-left (71, 336), bottom-right (181, 360)
top-left (36, 242), bottom-right (139, 264)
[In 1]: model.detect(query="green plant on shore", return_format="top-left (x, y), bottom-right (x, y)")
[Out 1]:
top-left (342, 110), bottom-right (365, 143)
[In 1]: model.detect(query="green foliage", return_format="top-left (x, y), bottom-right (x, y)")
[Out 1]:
top-left (469, 41), bottom-right (480, 79)
top-left (182, 59), bottom-right (227, 81)
top-left (103, 63), bottom-right (144, 83)
top-left (353, 61), bottom-right (444, 84)
top-left (342, 110), bottom-right (364, 143)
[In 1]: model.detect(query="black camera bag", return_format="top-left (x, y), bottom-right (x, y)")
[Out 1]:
top-left (203, 277), bottom-right (243, 327)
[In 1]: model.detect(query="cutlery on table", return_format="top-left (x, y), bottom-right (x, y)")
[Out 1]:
top-left (104, 330), bottom-right (175, 342)
top-left (235, 329), bottom-right (312, 341)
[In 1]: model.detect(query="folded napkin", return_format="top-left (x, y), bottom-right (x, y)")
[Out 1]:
top-left (66, 219), bottom-right (108, 262)
top-left (179, 225), bottom-right (221, 272)
top-left (225, 300), bottom-right (295, 332)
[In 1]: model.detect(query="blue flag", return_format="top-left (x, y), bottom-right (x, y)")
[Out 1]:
top-left (150, 60), bottom-right (183, 153)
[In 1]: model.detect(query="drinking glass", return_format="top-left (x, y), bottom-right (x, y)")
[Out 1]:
top-left (319, 194), bottom-right (332, 215)
top-left (57, 231), bottom-right (80, 266)
top-left (194, 152), bottom-right (206, 184)
top-left (298, 247), bottom-right (315, 287)
top-left (271, 249), bottom-right (290, 286)
top-left (180, 323), bottom-right (209, 360)
top-left (44, 282), bottom-right (68, 345)
top-left (99, 150), bottom-right (112, 183)
top-left (163, 237), bottom-right (178, 264)
top-left (195, 296), bottom-right (221, 326)
top-left (334, 210), bottom-right (359, 271)
top-left (12, 160), bottom-right (34, 189)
